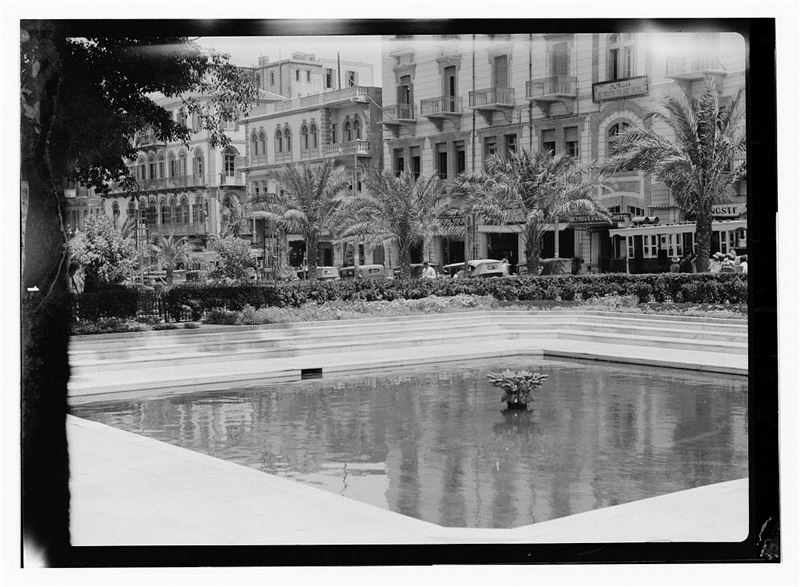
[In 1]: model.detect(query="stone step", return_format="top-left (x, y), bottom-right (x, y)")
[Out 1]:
top-left (555, 329), bottom-right (748, 355)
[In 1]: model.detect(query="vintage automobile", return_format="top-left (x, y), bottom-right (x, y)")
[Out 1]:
top-left (339, 264), bottom-right (388, 280)
top-left (444, 259), bottom-right (509, 279)
top-left (296, 266), bottom-right (340, 281)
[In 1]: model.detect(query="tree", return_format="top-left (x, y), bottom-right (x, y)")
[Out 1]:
top-left (150, 234), bottom-right (191, 285)
top-left (208, 235), bottom-right (255, 282)
top-left (460, 150), bottom-right (609, 274)
top-left (336, 170), bottom-right (450, 278)
top-left (601, 80), bottom-right (745, 272)
top-left (67, 215), bottom-right (137, 291)
top-left (256, 160), bottom-right (351, 282)
top-left (20, 23), bottom-right (256, 563)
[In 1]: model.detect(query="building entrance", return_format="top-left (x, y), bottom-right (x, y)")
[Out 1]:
top-left (487, 233), bottom-right (518, 273)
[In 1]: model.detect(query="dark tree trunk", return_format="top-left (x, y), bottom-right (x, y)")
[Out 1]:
top-left (694, 208), bottom-right (713, 273)
top-left (397, 235), bottom-right (412, 278)
top-left (21, 150), bottom-right (71, 566)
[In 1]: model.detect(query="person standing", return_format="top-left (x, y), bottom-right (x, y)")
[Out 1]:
top-left (421, 261), bottom-right (437, 279)
top-left (678, 252), bottom-right (693, 273)
top-left (739, 255), bottom-right (748, 274)
top-left (669, 256), bottom-right (680, 273)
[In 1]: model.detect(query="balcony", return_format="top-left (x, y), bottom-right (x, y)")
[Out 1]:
top-left (134, 176), bottom-right (206, 191)
top-left (321, 139), bottom-right (371, 158)
top-left (468, 87), bottom-right (515, 123)
top-left (526, 76), bottom-right (578, 116)
top-left (248, 154), bottom-right (268, 167)
top-left (420, 96), bottom-right (464, 131)
top-left (218, 172), bottom-right (245, 186)
top-left (148, 222), bottom-right (208, 236)
top-left (275, 152), bottom-right (294, 164)
top-left (666, 54), bottom-right (727, 80)
top-left (382, 104), bottom-right (416, 137)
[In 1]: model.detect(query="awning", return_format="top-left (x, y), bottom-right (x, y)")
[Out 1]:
top-left (609, 219), bottom-right (746, 238)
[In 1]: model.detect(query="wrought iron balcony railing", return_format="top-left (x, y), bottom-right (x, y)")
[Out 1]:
top-left (526, 76), bottom-right (578, 99)
top-left (420, 96), bottom-right (464, 116)
top-left (468, 87), bottom-right (515, 107)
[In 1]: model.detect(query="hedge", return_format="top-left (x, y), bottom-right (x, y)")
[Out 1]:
top-left (161, 273), bottom-right (747, 320)
top-left (71, 287), bottom-right (139, 321)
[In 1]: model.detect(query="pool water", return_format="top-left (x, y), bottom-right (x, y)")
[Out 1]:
top-left (71, 357), bottom-right (748, 528)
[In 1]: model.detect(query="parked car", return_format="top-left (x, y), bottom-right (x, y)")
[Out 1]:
top-left (296, 266), bottom-right (340, 281)
top-left (392, 263), bottom-right (442, 279)
top-left (339, 264), bottom-right (388, 280)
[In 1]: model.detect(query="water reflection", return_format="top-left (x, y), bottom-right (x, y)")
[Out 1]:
top-left (72, 358), bottom-right (748, 528)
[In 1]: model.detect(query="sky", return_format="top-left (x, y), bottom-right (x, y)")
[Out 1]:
top-left (195, 35), bottom-right (382, 77)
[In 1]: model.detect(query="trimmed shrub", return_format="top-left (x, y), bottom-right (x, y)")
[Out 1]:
top-left (205, 308), bottom-right (239, 325)
top-left (72, 287), bottom-right (139, 321)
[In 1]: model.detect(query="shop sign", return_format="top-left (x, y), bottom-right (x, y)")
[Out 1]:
top-left (592, 76), bottom-right (649, 102)
top-left (712, 204), bottom-right (745, 218)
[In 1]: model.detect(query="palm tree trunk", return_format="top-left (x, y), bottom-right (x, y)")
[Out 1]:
top-left (398, 235), bottom-right (412, 278)
top-left (694, 209), bottom-right (713, 273)
top-left (306, 232), bottom-right (319, 282)
top-left (166, 265), bottom-right (174, 285)
top-left (524, 223), bottom-right (542, 275)
top-left (553, 219), bottom-right (560, 258)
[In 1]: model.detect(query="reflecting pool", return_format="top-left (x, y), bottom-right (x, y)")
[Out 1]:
top-left (71, 357), bottom-right (748, 528)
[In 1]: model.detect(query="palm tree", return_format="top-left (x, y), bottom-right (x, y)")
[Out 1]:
top-left (257, 160), bottom-right (351, 281)
top-left (460, 149), bottom-right (609, 275)
top-left (150, 234), bottom-right (191, 285)
top-left (336, 170), bottom-right (451, 278)
top-left (601, 80), bottom-right (745, 272)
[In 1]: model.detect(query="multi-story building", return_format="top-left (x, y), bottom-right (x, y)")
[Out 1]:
top-left (380, 32), bottom-right (746, 273)
top-left (240, 55), bottom-right (383, 269)
top-left (102, 92), bottom-right (268, 262)
top-left (251, 53), bottom-right (375, 99)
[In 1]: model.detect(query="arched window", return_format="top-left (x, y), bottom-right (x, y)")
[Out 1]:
top-left (160, 198), bottom-right (171, 226)
top-left (169, 196), bottom-right (178, 225)
top-left (111, 201), bottom-right (120, 227)
top-left (127, 198), bottom-right (136, 224)
top-left (251, 132), bottom-right (259, 156)
top-left (608, 33), bottom-right (635, 81)
top-left (147, 152), bottom-right (156, 179)
top-left (344, 120), bottom-right (352, 142)
top-left (136, 156), bottom-right (146, 180)
top-left (167, 152), bottom-right (177, 178)
top-left (275, 128), bottom-right (283, 153)
top-left (608, 121), bottom-right (634, 170)
top-left (157, 151), bottom-right (165, 178)
top-left (146, 198), bottom-right (158, 228)
top-left (258, 129), bottom-right (266, 157)
top-left (283, 127), bottom-right (292, 153)
top-left (192, 196), bottom-right (205, 224)
top-left (193, 148), bottom-right (204, 178)
top-left (223, 146), bottom-right (237, 177)
top-left (309, 123), bottom-right (318, 149)
top-left (352, 118), bottom-right (361, 140)
top-left (178, 151), bottom-right (187, 177)
top-left (177, 108), bottom-right (187, 127)
top-left (300, 124), bottom-right (309, 150)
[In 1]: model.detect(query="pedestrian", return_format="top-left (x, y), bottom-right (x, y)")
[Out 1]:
top-left (421, 261), bottom-right (437, 279)
top-left (678, 252), bottom-right (693, 273)
top-left (739, 254), bottom-right (748, 274)
top-left (501, 257), bottom-right (510, 276)
top-left (709, 252), bottom-right (724, 273)
top-left (669, 256), bottom-right (680, 273)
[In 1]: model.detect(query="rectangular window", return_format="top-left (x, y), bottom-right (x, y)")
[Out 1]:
top-left (435, 143), bottom-right (448, 179)
top-left (295, 69), bottom-right (300, 81)
top-left (642, 234), bottom-right (658, 258)
top-left (455, 141), bottom-right (466, 174)
top-left (393, 148), bottom-right (405, 176)
top-left (306, 70), bottom-right (311, 82)
top-left (505, 134), bottom-right (517, 155)
top-left (410, 146), bottom-right (421, 179)
top-left (551, 40), bottom-right (570, 77)
top-left (325, 68), bottom-right (333, 89)
top-left (346, 71), bottom-right (357, 87)
top-left (398, 75), bottom-right (413, 105)
top-left (492, 55), bottom-right (508, 88)
top-left (541, 129), bottom-right (556, 155)
top-left (483, 137), bottom-right (497, 169)
top-left (270, 71), bottom-right (275, 86)
top-left (623, 46), bottom-right (634, 78)
top-left (564, 126), bottom-right (579, 158)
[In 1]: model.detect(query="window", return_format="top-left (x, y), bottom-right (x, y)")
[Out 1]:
top-left (541, 129), bottom-right (556, 155)
top-left (443, 66), bottom-right (457, 109)
top-left (179, 197), bottom-right (190, 224)
top-left (269, 71), bottom-right (275, 86)
top-left (642, 234), bottom-right (658, 259)
top-left (192, 198), bottom-right (205, 224)
top-left (224, 148), bottom-right (236, 176)
top-left (398, 75), bottom-right (413, 105)
top-left (275, 128), bottom-right (283, 153)
top-left (157, 152), bottom-right (165, 178)
top-left (325, 68), bottom-right (333, 89)
top-left (492, 55), bottom-right (508, 88)
top-left (564, 126), bottom-right (579, 158)
top-left (628, 205), bottom-right (644, 216)
top-left (295, 69), bottom-right (300, 81)
top-left (168, 152), bottom-right (177, 177)
top-left (309, 123), bottom-right (318, 148)
top-left (344, 120), bottom-right (352, 142)
top-left (300, 124), bottom-right (309, 150)
top-left (258, 130), bottom-right (266, 157)
top-left (435, 143), bottom-right (448, 179)
top-left (505, 134), bottom-right (517, 155)
top-left (393, 148), bottom-right (405, 176)
top-left (346, 70), bottom-right (357, 87)
top-left (353, 118), bottom-right (361, 140)
top-left (608, 33), bottom-right (635, 80)
top-left (137, 157), bottom-right (146, 180)
top-left (194, 149), bottom-right (204, 177)
top-left (550, 40), bottom-right (570, 77)
top-left (306, 70), bottom-right (311, 82)
top-left (283, 127), bottom-right (292, 153)
top-left (146, 200), bottom-right (158, 227)
top-left (147, 153), bottom-right (156, 179)
top-left (111, 201), bottom-right (120, 227)
top-left (331, 123), bottom-right (337, 144)
top-left (660, 233), bottom-right (683, 258)
top-left (160, 199), bottom-right (171, 225)
top-left (178, 152), bottom-right (187, 176)
top-left (251, 132), bottom-right (259, 156)
top-left (484, 137), bottom-right (497, 168)
top-left (455, 141), bottom-right (466, 174)
top-left (608, 121), bottom-right (634, 169)
top-left (410, 146), bottom-right (421, 179)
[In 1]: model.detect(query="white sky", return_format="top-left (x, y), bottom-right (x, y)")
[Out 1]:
top-left (196, 35), bottom-right (382, 76)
